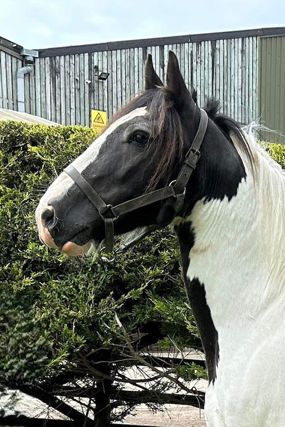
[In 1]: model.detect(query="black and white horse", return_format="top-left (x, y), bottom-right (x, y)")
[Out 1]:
top-left (36, 52), bottom-right (285, 426)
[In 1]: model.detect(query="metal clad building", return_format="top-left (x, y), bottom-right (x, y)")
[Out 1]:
top-left (259, 35), bottom-right (285, 143)
top-left (1, 27), bottom-right (285, 142)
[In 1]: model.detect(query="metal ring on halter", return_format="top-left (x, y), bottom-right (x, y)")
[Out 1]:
top-left (169, 180), bottom-right (186, 196)
top-left (99, 245), bottom-right (115, 262)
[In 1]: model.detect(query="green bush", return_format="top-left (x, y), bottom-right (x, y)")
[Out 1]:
top-left (0, 121), bottom-right (99, 380)
top-left (0, 121), bottom-right (203, 421)
top-left (262, 142), bottom-right (285, 168)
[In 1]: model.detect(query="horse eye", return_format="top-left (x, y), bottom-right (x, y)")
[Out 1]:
top-left (130, 131), bottom-right (149, 145)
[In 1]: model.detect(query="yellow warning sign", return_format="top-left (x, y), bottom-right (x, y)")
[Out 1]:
top-left (91, 109), bottom-right (107, 135)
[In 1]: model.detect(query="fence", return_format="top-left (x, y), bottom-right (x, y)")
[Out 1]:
top-left (0, 37), bottom-right (22, 111)
top-left (1, 27), bottom-right (285, 139)
top-left (26, 30), bottom-right (261, 126)
top-left (0, 354), bottom-right (206, 427)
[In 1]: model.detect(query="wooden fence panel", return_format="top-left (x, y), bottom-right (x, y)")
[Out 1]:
top-left (3, 29), bottom-right (285, 137)
top-left (22, 34), bottom-right (260, 125)
top-left (0, 51), bottom-right (22, 110)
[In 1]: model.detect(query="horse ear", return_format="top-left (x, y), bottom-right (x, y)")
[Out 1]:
top-left (145, 54), bottom-right (163, 90)
top-left (166, 51), bottom-right (192, 110)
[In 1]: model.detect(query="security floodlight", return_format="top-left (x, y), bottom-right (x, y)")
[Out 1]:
top-left (94, 65), bottom-right (109, 81)
top-left (98, 72), bottom-right (110, 81)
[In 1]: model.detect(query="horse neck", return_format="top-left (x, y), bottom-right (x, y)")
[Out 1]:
top-left (176, 133), bottom-right (285, 389)
top-left (186, 133), bottom-right (285, 327)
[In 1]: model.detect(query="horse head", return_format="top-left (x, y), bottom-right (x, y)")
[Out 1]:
top-left (36, 52), bottom-right (247, 256)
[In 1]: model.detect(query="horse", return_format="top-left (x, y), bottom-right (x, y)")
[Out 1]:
top-left (36, 51), bottom-right (285, 426)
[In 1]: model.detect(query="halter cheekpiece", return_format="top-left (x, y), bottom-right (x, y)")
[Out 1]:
top-left (64, 109), bottom-right (208, 253)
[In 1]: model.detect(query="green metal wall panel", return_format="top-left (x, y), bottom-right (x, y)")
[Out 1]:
top-left (259, 36), bottom-right (285, 143)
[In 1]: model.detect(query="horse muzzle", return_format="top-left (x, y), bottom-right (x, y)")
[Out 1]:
top-left (35, 170), bottom-right (99, 258)
top-left (36, 204), bottom-right (93, 256)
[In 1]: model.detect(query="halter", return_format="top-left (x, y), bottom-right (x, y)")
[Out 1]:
top-left (64, 109), bottom-right (208, 253)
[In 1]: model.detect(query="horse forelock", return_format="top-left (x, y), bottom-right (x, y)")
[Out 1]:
top-left (146, 87), bottom-right (185, 191)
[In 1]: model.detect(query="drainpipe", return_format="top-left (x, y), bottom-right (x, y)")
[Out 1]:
top-left (17, 48), bottom-right (38, 112)
top-left (17, 62), bottom-right (33, 112)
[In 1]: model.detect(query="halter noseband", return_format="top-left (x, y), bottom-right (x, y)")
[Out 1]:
top-left (64, 109), bottom-right (208, 253)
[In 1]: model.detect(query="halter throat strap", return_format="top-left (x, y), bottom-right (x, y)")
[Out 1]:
top-left (64, 109), bottom-right (208, 253)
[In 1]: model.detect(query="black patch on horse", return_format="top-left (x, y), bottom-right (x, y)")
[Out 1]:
top-left (175, 221), bottom-right (219, 383)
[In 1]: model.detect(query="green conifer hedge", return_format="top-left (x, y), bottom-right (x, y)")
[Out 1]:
top-left (0, 121), bottom-right (204, 422)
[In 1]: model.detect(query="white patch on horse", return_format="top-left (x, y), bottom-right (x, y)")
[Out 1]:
top-left (185, 133), bottom-right (285, 426)
top-left (73, 107), bottom-right (148, 172)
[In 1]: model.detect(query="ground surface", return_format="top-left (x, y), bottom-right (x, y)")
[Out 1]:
top-left (119, 352), bottom-right (207, 427)
top-left (121, 404), bottom-right (206, 426)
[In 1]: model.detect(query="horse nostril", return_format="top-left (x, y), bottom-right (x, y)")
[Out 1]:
top-left (41, 207), bottom-right (54, 225)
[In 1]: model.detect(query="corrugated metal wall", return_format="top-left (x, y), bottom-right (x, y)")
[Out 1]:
top-left (23, 36), bottom-right (259, 126)
top-left (0, 51), bottom-right (22, 110)
top-left (259, 36), bottom-right (285, 143)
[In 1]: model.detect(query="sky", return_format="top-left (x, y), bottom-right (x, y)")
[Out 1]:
top-left (1, 0), bottom-right (284, 49)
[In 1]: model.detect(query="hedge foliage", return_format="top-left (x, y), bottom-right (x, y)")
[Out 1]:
top-left (262, 142), bottom-right (285, 168)
top-left (0, 121), bottom-right (203, 394)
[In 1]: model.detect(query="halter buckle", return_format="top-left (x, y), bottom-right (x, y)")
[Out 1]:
top-left (183, 147), bottom-right (201, 171)
top-left (190, 147), bottom-right (201, 158)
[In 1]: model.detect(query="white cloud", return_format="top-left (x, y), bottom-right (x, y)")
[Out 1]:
top-left (31, 23), bottom-right (54, 38)
top-left (0, 0), bottom-right (284, 48)
top-left (89, 14), bottom-right (116, 26)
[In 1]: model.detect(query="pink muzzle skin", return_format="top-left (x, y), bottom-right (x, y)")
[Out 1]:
top-left (40, 226), bottom-right (91, 256)
top-left (36, 208), bottom-right (92, 257)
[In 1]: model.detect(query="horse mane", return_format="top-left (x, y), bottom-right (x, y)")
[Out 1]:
top-left (146, 93), bottom-right (255, 190)
top-left (204, 97), bottom-right (255, 171)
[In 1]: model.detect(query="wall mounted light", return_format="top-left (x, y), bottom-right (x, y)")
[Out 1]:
top-left (98, 71), bottom-right (110, 81)
top-left (94, 65), bottom-right (110, 81)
